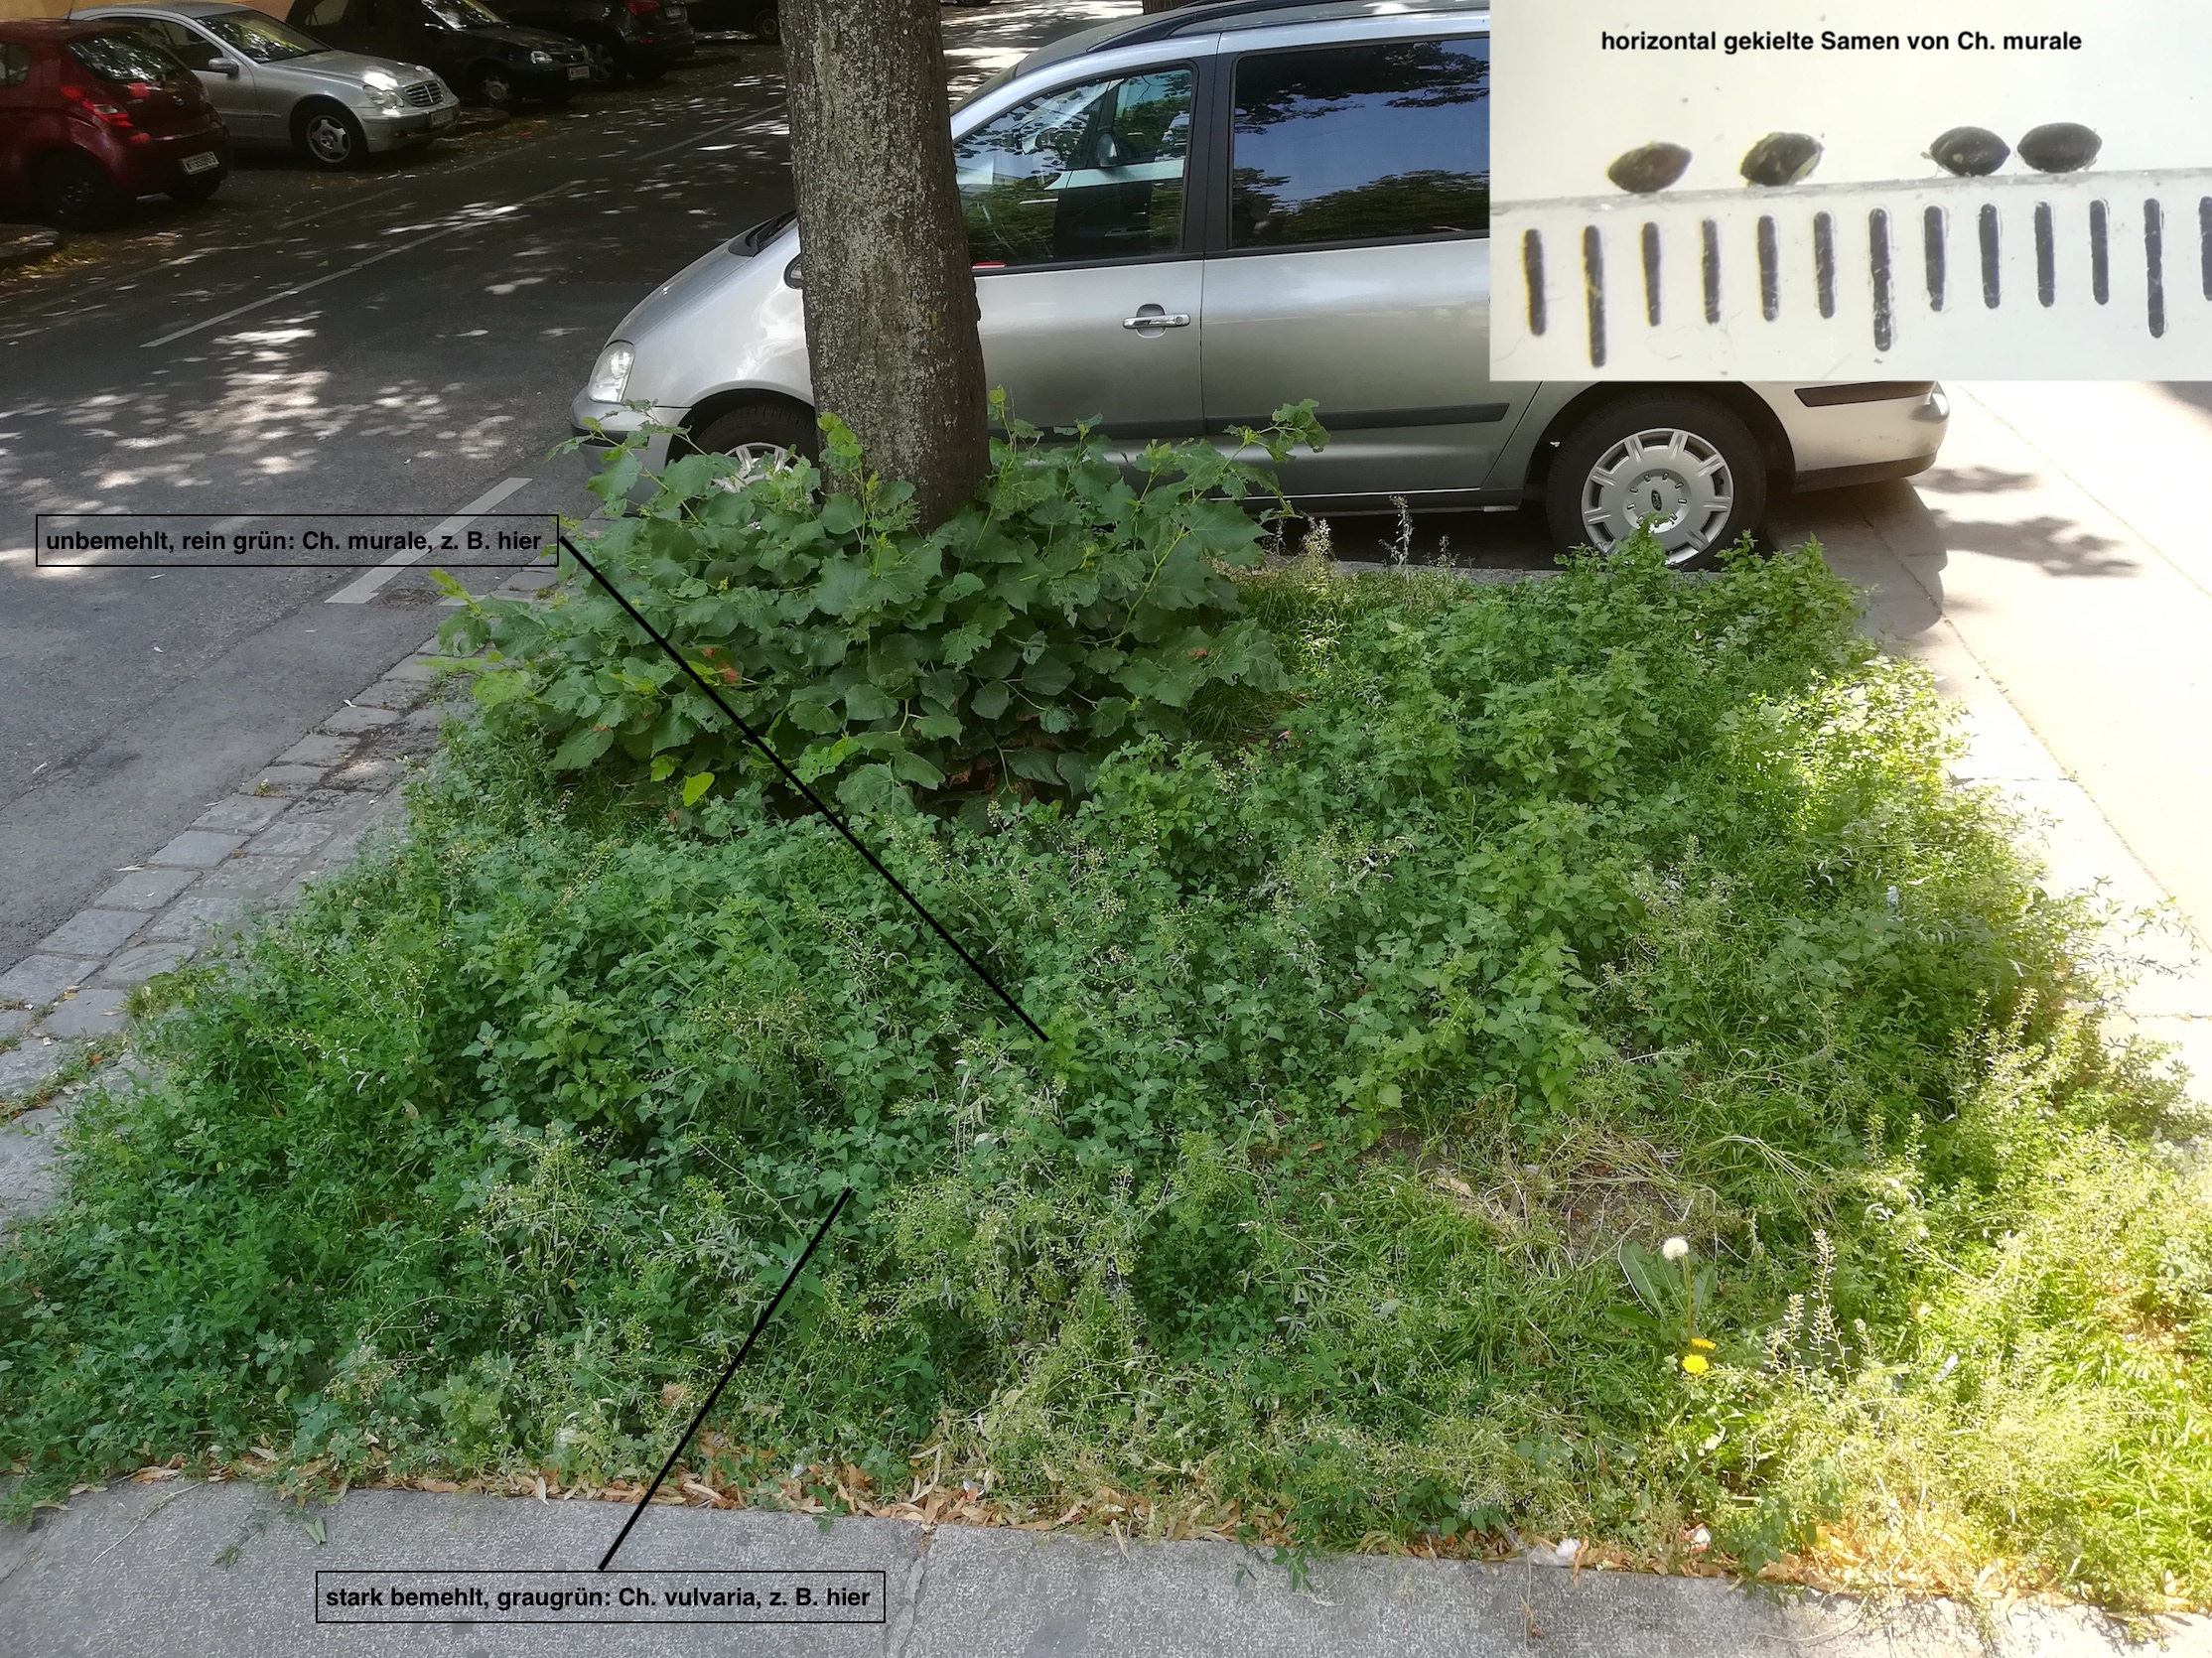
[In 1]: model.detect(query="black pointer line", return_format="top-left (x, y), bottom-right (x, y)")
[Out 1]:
top-left (598, 1187), bottom-right (853, 1573)
top-left (554, 532), bottom-right (1048, 1046)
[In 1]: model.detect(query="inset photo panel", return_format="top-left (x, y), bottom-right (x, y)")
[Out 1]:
top-left (1490, 1), bottom-right (2212, 378)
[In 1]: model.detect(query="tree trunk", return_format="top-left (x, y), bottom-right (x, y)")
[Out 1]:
top-left (782, 0), bottom-right (989, 527)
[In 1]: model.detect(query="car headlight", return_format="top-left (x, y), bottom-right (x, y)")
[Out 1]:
top-left (528, 49), bottom-right (553, 65)
top-left (359, 71), bottom-right (408, 112)
top-left (585, 341), bottom-right (634, 404)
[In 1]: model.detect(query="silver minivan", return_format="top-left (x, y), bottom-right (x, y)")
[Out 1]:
top-left (572, 0), bottom-right (1949, 562)
top-left (74, 0), bottom-right (458, 169)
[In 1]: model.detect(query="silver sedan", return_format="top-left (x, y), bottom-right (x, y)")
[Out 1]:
top-left (574, 3), bottom-right (1949, 565)
top-left (74, 0), bottom-right (459, 170)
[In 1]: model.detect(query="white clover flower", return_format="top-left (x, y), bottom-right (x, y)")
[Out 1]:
top-left (1661, 1236), bottom-right (1690, 1262)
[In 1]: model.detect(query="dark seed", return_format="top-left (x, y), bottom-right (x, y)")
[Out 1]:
top-left (1739, 132), bottom-right (1822, 187)
top-left (1927, 126), bottom-right (2009, 177)
top-left (1607, 142), bottom-right (1693, 195)
top-left (2016, 122), bottom-right (2102, 174)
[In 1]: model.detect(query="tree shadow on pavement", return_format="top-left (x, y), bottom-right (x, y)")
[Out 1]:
top-left (1904, 461), bottom-right (2141, 581)
top-left (2150, 382), bottom-right (2212, 421)
top-left (1912, 463), bottom-right (2038, 495)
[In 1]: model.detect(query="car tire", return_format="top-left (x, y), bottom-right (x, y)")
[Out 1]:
top-left (33, 150), bottom-right (123, 231)
top-left (691, 400), bottom-right (818, 480)
top-left (295, 102), bottom-right (367, 170)
top-left (471, 64), bottom-right (517, 108)
top-left (740, 4), bottom-right (778, 42)
top-left (584, 42), bottom-right (622, 84)
top-left (1542, 393), bottom-right (1768, 569)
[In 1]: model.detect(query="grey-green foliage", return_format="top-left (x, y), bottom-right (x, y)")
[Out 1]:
top-left (441, 399), bottom-right (1322, 816)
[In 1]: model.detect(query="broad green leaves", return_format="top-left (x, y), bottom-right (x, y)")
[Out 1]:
top-left (440, 396), bottom-right (1315, 816)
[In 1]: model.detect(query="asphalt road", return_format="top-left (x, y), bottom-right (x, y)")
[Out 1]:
top-left (0, 1), bottom-right (1134, 974)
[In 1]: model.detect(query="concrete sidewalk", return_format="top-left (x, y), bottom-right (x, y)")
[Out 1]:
top-left (1, 1477), bottom-right (2205, 1657)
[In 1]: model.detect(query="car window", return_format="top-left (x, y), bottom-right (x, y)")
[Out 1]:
top-left (422, 0), bottom-right (504, 29)
top-left (204, 11), bottom-right (327, 62)
top-left (1229, 38), bottom-right (1489, 250)
top-left (69, 30), bottom-right (190, 83)
top-left (126, 18), bottom-right (225, 70)
top-left (298, 0), bottom-right (351, 27)
top-left (0, 43), bottom-right (29, 88)
top-left (954, 69), bottom-right (1193, 268)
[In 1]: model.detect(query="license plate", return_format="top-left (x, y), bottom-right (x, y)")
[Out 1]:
top-left (567, 63), bottom-right (589, 78)
top-left (181, 151), bottom-right (218, 175)
top-left (429, 108), bottom-right (454, 126)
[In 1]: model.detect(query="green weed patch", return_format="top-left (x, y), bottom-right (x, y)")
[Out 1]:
top-left (3, 541), bottom-right (2206, 1608)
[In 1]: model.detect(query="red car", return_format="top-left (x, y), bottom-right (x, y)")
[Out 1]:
top-left (0, 20), bottom-right (232, 228)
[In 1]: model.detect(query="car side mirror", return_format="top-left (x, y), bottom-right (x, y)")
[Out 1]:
top-left (210, 59), bottom-right (240, 75)
top-left (1095, 131), bottom-right (1126, 167)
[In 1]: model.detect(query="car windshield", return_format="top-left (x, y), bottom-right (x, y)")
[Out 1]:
top-left (69, 30), bottom-right (188, 82)
top-left (421, 0), bottom-right (504, 28)
top-left (202, 11), bottom-right (328, 63)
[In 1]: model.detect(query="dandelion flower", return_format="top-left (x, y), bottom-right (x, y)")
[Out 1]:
top-left (1690, 1337), bottom-right (1716, 1350)
top-left (1661, 1236), bottom-right (1690, 1262)
top-left (1681, 1353), bottom-right (1710, 1375)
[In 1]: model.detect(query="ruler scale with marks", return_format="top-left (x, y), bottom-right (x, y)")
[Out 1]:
top-left (1493, 169), bottom-right (2212, 378)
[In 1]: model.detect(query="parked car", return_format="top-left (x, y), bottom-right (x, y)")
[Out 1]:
top-left (491, 0), bottom-right (694, 84)
top-left (285, 0), bottom-right (592, 109)
top-left (679, 0), bottom-right (775, 44)
top-left (72, 1), bottom-right (458, 170)
top-left (571, 0), bottom-right (1948, 564)
top-left (683, 0), bottom-right (987, 50)
top-left (0, 18), bottom-right (230, 228)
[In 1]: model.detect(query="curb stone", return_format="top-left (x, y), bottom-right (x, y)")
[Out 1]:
top-left (0, 1481), bottom-right (2204, 1657)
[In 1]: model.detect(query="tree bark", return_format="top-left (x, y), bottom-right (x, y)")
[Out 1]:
top-left (781, 0), bottom-right (989, 527)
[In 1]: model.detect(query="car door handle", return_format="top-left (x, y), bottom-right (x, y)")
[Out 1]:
top-left (1122, 312), bottom-right (1191, 330)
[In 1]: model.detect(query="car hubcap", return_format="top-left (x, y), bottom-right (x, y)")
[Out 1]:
top-left (483, 74), bottom-right (510, 104)
top-left (307, 116), bottom-right (350, 163)
top-left (716, 441), bottom-right (795, 487)
top-left (1580, 426), bottom-right (1734, 563)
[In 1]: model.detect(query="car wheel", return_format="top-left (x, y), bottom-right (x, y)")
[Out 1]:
top-left (1543, 393), bottom-right (1768, 569)
top-left (472, 64), bottom-right (517, 108)
top-left (741, 4), bottom-right (778, 42)
top-left (33, 150), bottom-right (123, 231)
top-left (295, 102), bottom-right (367, 170)
top-left (691, 401), bottom-right (818, 482)
top-left (584, 43), bottom-right (622, 84)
